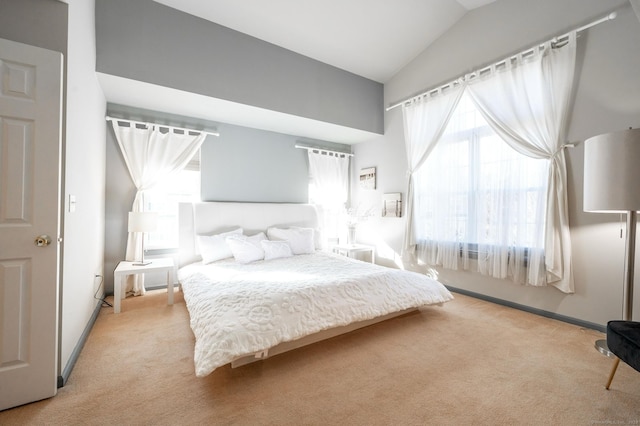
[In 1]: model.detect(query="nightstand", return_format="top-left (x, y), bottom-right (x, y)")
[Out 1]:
top-left (332, 244), bottom-right (375, 263)
top-left (113, 257), bottom-right (175, 314)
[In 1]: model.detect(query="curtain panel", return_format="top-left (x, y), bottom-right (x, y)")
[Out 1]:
top-left (466, 32), bottom-right (576, 293)
top-left (112, 121), bottom-right (206, 296)
top-left (402, 32), bottom-right (577, 293)
top-left (401, 84), bottom-right (465, 256)
top-left (307, 151), bottom-right (350, 247)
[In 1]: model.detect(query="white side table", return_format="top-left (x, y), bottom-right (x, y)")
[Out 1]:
top-left (332, 244), bottom-right (375, 263)
top-left (113, 257), bottom-right (175, 314)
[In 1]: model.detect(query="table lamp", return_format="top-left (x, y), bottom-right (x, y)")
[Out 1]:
top-left (128, 211), bottom-right (158, 266)
top-left (584, 128), bottom-right (640, 355)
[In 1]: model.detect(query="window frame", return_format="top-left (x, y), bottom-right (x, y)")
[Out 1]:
top-left (413, 97), bottom-right (548, 258)
top-left (144, 150), bottom-right (201, 253)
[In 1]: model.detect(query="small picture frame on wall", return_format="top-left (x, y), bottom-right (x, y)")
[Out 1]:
top-left (382, 193), bottom-right (402, 217)
top-left (359, 167), bottom-right (376, 190)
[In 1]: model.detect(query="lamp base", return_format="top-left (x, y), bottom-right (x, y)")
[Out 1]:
top-left (595, 339), bottom-right (614, 357)
top-left (132, 261), bottom-right (152, 266)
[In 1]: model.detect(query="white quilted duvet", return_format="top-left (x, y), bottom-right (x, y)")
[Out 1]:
top-left (178, 251), bottom-right (453, 377)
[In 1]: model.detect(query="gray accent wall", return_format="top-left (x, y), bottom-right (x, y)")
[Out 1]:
top-left (202, 125), bottom-right (308, 203)
top-left (0, 0), bottom-right (68, 53)
top-left (95, 0), bottom-right (383, 134)
top-left (201, 124), bottom-right (350, 203)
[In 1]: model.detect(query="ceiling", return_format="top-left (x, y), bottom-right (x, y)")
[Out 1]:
top-left (154, 0), bottom-right (496, 83)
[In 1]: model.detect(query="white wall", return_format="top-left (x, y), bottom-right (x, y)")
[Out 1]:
top-left (352, 0), bottom-right (640, 328)
top-left (60, 0), bottom-right (107, 372)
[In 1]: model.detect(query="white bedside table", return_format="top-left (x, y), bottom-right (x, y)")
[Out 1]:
top-left (113, 257), bottom-right (175, 314)
top-left (332, 244), bottom-right (375, 263)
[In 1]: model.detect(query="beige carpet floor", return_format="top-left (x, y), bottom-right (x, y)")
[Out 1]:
top-left (1, 289), bottom-right (639, 425)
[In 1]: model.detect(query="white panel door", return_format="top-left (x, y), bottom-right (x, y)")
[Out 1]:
top-left (0, 38), bottom-right (62, 410)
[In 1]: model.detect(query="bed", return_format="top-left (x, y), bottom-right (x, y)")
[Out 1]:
top-left (178, 202), bottom-right (453, 377)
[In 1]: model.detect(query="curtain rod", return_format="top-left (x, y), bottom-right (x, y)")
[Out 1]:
top-left (295, 144), bottom-right (353, 157)
top-left (106, 116), bottom-right (220, 137)
top-left (386, 11), bottom-right (618, 111)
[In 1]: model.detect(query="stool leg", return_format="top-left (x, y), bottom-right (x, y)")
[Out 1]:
top-left (605, 357), bottom-right (620, 390)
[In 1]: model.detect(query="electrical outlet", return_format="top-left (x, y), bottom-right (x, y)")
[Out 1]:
top-left (93, 271), bottom-right (104, 294)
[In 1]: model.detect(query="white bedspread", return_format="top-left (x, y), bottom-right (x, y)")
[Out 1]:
top-left (178, 251), bottom-right (453, 377)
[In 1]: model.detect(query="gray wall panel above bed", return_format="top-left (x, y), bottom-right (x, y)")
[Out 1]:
top-left (201, 124), bottom-right (349, 203)
top-left (202, 124), bottom-right (307, 203)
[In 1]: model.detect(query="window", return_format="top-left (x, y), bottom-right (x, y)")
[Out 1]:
top-left (144, 150), bottom-right (200, 250)
top-left (413, 93), bottom-right (548, 262)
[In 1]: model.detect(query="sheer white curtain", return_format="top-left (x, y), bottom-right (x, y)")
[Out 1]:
top-left (466, 32), bottom-right (577, 293)
top-left (307, 151), bottom-right (349, 247)
top-left (112, 121), bottom-right (206, 296)
top-left (401, 84), bottom-right (465, 258)
top-left (414, 98), bottom-right (549, 283)
top-left (404, 33), bottom-right (576, 293)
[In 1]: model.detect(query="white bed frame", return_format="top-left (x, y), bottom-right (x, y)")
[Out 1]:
top-left (178, 201), bottom-right (416, 367)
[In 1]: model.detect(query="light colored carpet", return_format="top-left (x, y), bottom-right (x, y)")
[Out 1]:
top-left (1, 289), bottom-right (639, 425)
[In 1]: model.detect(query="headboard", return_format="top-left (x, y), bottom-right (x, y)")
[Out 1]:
top-left (178, 202), bottom-right (319, 267)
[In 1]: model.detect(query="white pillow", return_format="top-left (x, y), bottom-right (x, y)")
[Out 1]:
top-left (196, 228), bottom-right (242, 264)
top-left (266, 227), bottom-right (315, 255)
top-left (261, 240), bottom-right (293, 260)
top-left (226, 232), bottom-right (267, 264)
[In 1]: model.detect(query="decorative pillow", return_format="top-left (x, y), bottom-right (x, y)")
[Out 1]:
top-left (226, 232), bottom-right (267, 264)
top-left (261, 240), bottom-right (293, 260)
top-left (196, 228), bottom-right (243, 264)
top-left (266, 227), bottom-right (315, 255)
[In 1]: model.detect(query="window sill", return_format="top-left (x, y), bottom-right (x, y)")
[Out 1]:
top-left (416, 241), bottom-right (536, 264)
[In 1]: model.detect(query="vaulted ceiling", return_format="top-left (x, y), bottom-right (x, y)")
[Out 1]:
top-left (153, 0), bottom-right (496, 83)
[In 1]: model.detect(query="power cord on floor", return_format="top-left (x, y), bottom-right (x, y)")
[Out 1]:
top-left (93, 274), bottom-right (112, 308)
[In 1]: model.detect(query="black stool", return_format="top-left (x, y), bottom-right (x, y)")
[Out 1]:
top-left (605, 320), bottom-right (640, 389)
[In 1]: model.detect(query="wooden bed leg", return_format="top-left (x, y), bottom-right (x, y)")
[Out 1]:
top-left (605, 357), bottom-right (620, 390)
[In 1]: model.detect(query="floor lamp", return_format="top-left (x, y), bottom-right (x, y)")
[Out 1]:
top-left (584, 128), bottom-right (640, 355)
top-left (128, 211), bottom-right (158, 266)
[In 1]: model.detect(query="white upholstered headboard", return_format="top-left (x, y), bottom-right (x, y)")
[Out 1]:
top-left (178, 202), bottom-right (319, 267)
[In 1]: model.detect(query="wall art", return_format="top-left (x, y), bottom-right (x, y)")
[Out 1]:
top-left (382, 192), bottom-right (402, 217)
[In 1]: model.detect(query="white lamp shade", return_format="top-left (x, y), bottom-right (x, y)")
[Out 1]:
top-left (584, 128), bottom-right (640, 213)
top-left (128, 211), bottom-right (158, 233)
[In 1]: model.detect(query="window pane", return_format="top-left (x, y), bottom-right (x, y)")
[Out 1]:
top-left (145, 168), bottom-right (200, 249)
top-left (414, 93), bottom-right (548, 251)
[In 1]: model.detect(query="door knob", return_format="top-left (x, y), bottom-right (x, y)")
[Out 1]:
top-left (35, 235), bottom-right (52, 247)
